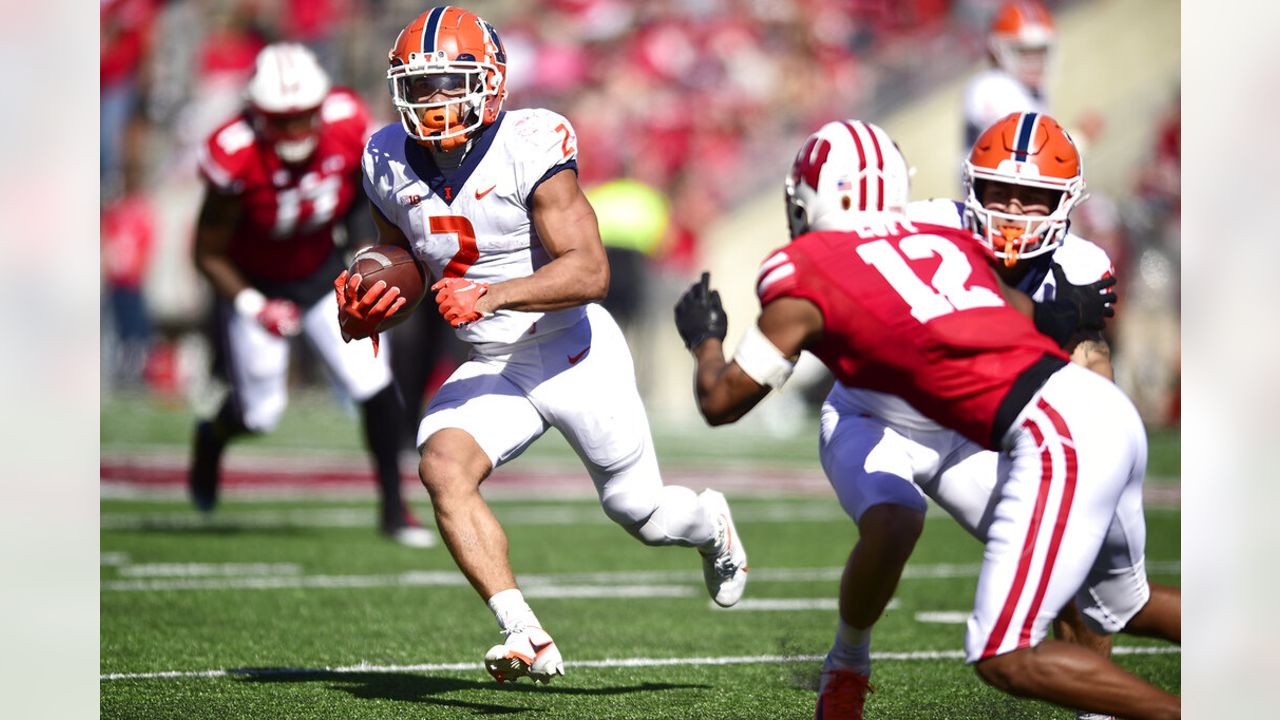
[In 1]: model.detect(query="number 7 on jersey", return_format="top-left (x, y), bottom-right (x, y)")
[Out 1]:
top-left (430, 215), bottom-right (480, 278)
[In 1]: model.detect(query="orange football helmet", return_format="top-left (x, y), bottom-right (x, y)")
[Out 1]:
top-left (988, 0), bottom-right (1055, 90)
top-left (387, 6), bottom-right (508, 151)
top-left (963, 112), bottom-right (1086, 265)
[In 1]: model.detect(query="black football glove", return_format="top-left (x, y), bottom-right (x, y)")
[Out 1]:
top-left (674, 271), bottom-right (728, 350)
top-left (1032, 263), bottom-right (1117, 347)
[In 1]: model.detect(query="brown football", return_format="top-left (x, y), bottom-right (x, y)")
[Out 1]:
top-left (347, 245), bottom-right (426, 331)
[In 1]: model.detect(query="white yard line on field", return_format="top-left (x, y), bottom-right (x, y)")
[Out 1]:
top-left (118, 563), bottom-right (303, 578)
top-left (100, 646), bottom-right (1180, 682)
top-left (914, 611), bottom-right (971, 624)
top-left (99, 503), bottom-right (852, 530)
top-left (101, 562), bottom-right (1182, 593)
top-left (711, 598), bottom-right (902, 612)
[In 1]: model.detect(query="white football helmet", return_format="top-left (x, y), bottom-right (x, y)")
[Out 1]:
top-left (245, 43), bottom-right (331, 163)
top-left (784, 120), bottom-right (911, 238)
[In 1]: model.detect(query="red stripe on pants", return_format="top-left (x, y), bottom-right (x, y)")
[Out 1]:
top-left (980, 415), bottom-right (1054, 659)
top-left (1016, 399), bottom-right (1079, 647)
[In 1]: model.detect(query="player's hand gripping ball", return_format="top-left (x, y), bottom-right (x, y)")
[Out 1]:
top-left (335, 245), bottom-right (424, 355)
top-left (345, 245), bottom-right (426, 331)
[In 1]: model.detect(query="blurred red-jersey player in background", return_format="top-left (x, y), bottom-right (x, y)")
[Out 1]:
top-left (190, 43), bottom-right (433, 548)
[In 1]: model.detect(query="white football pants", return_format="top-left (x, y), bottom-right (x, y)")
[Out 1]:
top-left (418, 303), bottom-right (713, 546)
top-left (819, 363), bottom-right (1150, 661)
top-left (222, 292), bottom-right (392, 432)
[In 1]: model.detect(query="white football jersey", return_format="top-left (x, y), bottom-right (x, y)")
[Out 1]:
top-left (363, 108), bottom-right (584, 346)
top-left (827, 198), bottom-right (1113, 430)
top-left (962, 69), bottom-right (1047, 149)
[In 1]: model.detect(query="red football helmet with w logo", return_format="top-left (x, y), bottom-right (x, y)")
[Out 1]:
top-left (784, 120), bottom-right (911, 238)
top-left (387, 6), bottom-right (508, 151)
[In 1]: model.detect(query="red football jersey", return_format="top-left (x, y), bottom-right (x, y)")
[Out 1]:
top-left (197, 88), bottom-right (369, 285)
top-left (756, 219), bottom-right (1068, 448)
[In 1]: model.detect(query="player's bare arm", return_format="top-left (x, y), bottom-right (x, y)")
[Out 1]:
top-left (1069, 336), bottom-right (1114, 380)
top-left (370, 205), bottom-right (413, 252)
top-left (192, 187), bottom-right (248, 300)
top-left (475, 170), bottom-right (609, 314)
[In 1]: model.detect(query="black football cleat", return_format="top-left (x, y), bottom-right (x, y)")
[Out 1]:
top-left (188, 421), bottom-right (221, 513)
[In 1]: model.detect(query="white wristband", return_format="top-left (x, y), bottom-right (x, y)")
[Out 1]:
top-left (234, 288), bottom-right (267, 318)
top-left (731, 324), bottom-right (797, 389)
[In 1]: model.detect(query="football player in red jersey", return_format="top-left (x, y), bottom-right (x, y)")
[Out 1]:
top-left (190, 43), bottom-right (434, 548)
top-left (802, 113), bottom-right (1176, 720)
top-left (675, 121), bottom-right (1179, 719)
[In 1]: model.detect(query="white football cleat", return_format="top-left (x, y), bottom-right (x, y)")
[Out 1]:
top-left (484, 623), bottom-right (563, 684)
top-left (389, 525), bottom-right (437, 548)
top-left (699, 489), bottom-right (749, 607)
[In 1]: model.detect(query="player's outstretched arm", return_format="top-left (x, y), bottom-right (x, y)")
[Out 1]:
top-left (676, 274), bottom-right (821, 425)
top-left (475, 170), bottom-right (609, 315)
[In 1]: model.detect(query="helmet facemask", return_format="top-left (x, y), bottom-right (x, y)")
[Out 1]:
top-left (253, 109), bottom-right (322, 165)
top-left (964, 172), bottom-right (1083, 266)
top-left (991, 35), bottom-right (1055, 90)
top-left (245, 43), bottom-right (330, 165)
top-left (388, 52), bottom-right (500, 151)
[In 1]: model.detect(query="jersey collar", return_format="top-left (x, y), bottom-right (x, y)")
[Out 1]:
top-left (403, 111), bottom-right (506, 205)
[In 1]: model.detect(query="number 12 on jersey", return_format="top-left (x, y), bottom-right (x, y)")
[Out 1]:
top-left (856, 234), bottom-right (1003, 323)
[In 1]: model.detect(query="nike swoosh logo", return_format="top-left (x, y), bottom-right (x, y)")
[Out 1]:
top-left (475, 184), bottom-right (497, 199)
top-left (567, 347), bottom-right (589, 365)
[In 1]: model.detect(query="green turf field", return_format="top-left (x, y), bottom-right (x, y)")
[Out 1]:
top-left (101, 391), bottom-right (1181, 719)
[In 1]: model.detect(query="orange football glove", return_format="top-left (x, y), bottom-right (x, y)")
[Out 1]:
top-left (334, 270), bottom-right (406, 356)
top-left (432, 277), bottom-right (490, 328)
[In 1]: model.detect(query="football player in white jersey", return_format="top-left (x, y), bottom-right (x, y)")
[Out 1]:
top-left (963, 0), bottom-right (1054, 150)
top-left (808, 113), bottom-right (1180, 717)
top-left (333, 6), bottom-right (748, 685)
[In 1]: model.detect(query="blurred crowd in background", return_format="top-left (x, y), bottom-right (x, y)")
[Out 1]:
top-left (101, 0), bottom-right (1180, 428)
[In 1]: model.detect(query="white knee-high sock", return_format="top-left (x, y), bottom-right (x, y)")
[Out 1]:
top-left (487, 588), bottom-right (540, 631)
